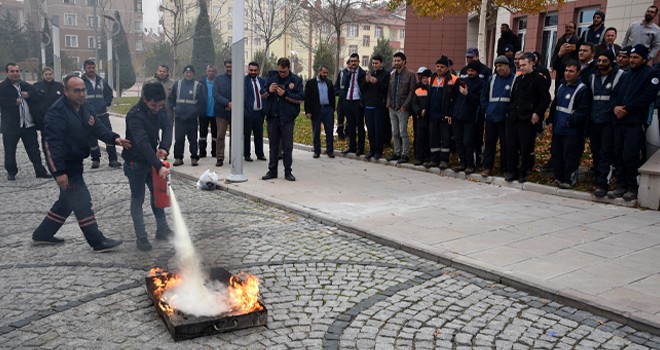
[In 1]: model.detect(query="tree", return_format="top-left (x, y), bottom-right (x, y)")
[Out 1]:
top-left (301, 0), bottom-right (376, 75)
top-left (42, 17), bottom-right (54, 68)
top-left (144, 42), bottom-right (176, 76)
top-left (387, 0), bottom-right (566, 64)
top-left (370, 38), bottom-right (393, 71)
top-left (252, 50), bottom-right (278, 77)
top-left (112, 11), bottom-right (136, 95)
top-left (313, 41), bottom-right (336, 78)
top-left (215, 42), bottom-right (232, 66)
top-left (191, 0), bottom-right (215, 79)
top-left (247, 0), bottom-right (304, 76)
top-left (0, 10), bottom-right (26, 64)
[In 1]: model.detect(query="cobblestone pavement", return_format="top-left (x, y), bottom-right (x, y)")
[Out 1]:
top-left (1, 140), bottom-right (660, 349)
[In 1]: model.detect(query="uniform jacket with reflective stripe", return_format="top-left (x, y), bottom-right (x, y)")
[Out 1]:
top-left (167, 79), bottom-right (204, 120)
top-left (612, 64), bottom-right (660, 125)
top-left (547, 81), bottom-right (591, 136)
top-left (480, 73), bottom-right (515, 123)
top-left (590, 68), bottom-right (625, 124)
top-left (411, 83), bottom-right (430, 118)
top-left (428, 73), bottom-right (456, 120)
top-left (81, 74), bottom-right (112, 115)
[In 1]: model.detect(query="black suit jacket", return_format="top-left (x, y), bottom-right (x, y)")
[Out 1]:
top-left (304, 77), bottom-right (335, 119)
top-left (0, 78), bottom-right (43, 135)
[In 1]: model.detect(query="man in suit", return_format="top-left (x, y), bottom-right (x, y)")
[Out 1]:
top-left (305, 64), bottom-right (336, 158)
top-left (0, 63), bottom-right (50, 180)
top-left (597, 27), bottom-right (622, 57)
top-left (213, 60), bottom-right (232, 166)
top-left (340, 53), bottom-right (367, 155)
top-left (244, 61), bottom-right (266, 161)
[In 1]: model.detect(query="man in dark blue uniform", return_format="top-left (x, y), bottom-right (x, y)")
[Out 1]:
top-left (122, 83), bottom-right (173, 251)
top-left (82, 59), bottom-right (118, 169)
top-left (261, 58), bottom-right (304, 181)
top-left (32, 75), bottom-right (131, 251)
top-left (609, 44), bottom-right (660, 201)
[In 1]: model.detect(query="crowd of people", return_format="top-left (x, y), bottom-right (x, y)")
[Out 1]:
top-left (2, 6), bottom-right (660, 252)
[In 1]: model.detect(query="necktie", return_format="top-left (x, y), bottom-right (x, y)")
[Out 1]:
top-left (253, 78), bottom-right (261, 109)
top-left (349, 71), bottom-right (355, 100)
top-left (17, 85), bottom-right (25, 127)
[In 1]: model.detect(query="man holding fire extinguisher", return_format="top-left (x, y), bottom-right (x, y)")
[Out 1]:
top-left (122, 83), bottom-right (174, 251)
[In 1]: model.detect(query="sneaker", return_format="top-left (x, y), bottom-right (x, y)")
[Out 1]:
top-left (7, 174), bottom-right (16, 181)
top-left (136, 238), bottom-right (152, 251)
top-left (32, 236), bottom-right (65, 245)
top-left (92, 238), bottom-right (123, 252)
top-left (173, 159), bottom-right (184, 166)
top-left (313, 152), bottom-right (320, 158)
top-left (452, 164), bottom-right (466, 172)
top-left (593, 186), bottom-right (608, 198)
top-left (108, 160), bottom-right (122, 168)
top-left (191, 158), bottom-right (199, 166)
top-left (397, 156), bottom-right (409, 164)
top-left (216, 159), bottom-right (224, 167)
top-left (386, 154), bottom-right (401, 162)
top-left (155, 228), bottom-right (174, 241)
top-left (91, 160), bottom-right (100, 169)
top-left (438, 161), bottom-right (448, 170)
top-left (607, 187), bottom-right (626, 199)
top-left (623, 190), bottom-right (638, 201)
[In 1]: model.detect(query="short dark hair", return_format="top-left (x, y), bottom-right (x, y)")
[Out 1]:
top-left (318, 64), bottom-right (329, 71)
top-left (393, 52), bottom-right (406, 62)
top-left (63, 74), bottom-right (81, 87)
top-left (581, 42), bottom-right (596, 53)
top-left (277, 57), bottom-right (291, 68)
top-left (158, 64), bottom-right (170, 72)
top-left (248, 61), bottom-right (259, 68)
top-left (83, 59), bottom-right (96, 67)
top-left (564, 60), bottom-right (581, 71)
top-left (501, 23), bottom-right (510, 29)
top-left (349, 53), bottom-right (359, 60)
top-left (521, 52), bottom-right (536, 62)
top-left (5, 63), bottom-right (18, 72)
top-left (142, 82), bottom-right (167, 102)
top-left (649, 5), bottom-right (658, 13)
top-left (223, 60), bottom-right (232, 66)
top-left (371, 54), bottom-right (383, 63)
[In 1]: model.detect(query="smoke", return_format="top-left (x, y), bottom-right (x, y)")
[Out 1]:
top-left (164, 189), bottom-right (233, 317)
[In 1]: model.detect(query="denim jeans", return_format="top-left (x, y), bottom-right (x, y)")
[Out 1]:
top-left (123, 161), bottom-right (168, 240)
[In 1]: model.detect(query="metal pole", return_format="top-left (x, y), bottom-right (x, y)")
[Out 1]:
top-left (93, 0), bottom-right (99, 62)
top-left (226, 0), bottom-right (247, 182)
top-left (52, 20), bottom-right (62, 82)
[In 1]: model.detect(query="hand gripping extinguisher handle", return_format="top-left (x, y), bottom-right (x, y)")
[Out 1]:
top-left (153, 160), bottom-right (171, 209)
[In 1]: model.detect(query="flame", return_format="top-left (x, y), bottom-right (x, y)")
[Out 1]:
top-left (228, 272), bottom-right (264, 314)
top-left (148, 268), bottom-right (263, 315)
top-left (148, 267), bottom-right (183, 315)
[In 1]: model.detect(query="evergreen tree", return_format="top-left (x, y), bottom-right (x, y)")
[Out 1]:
top-left (370, 38), bottom-right (394, 71)
top-left (111, 11), bottom-right (136, 95)
top-left (42, 17), bottom-right (54, 68)
top-left (313, 42), bottom-right (336, 78)
top-left (215, 42), bottom-right (231, 66)
top-left (191, 0), bottom-right (215, 79)
top-left (252, 50), bottom-right (277, 77)
top-left (0, 10), bottom-right (26, 64)
top-left (144, 42), bottom-right (175, 77)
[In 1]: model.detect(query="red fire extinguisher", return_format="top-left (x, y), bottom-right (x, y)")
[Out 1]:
top-left (152, 160), bottom-right (171, 208)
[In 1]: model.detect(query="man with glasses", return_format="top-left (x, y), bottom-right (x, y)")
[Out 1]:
top-left (0, 63), bottom-right (50, 181)
top-left (623, 5), bottom-right (660, 63)
top-left (261, 58), bottom-right (303, 181)
top-left (32, 75), bottom-right (131, 251)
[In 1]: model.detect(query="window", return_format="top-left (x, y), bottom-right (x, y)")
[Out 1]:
top-left (88, 15), bottom-right (99, 28)
top-left (363, 25), bottom-right (370, 31)
top-left (348, 24), bottom-right (358, 38)
top-left (399, 29), bottom-right (405, 39)
top-left (64, 13), bottom-right (77, 26)
top-left (213, 6), bottom-right (221, 16)
top-left (134, 20), bottom-right (143, 31)
top-left (88, 36), bottom-right (97, 48)
top-left (136, 40), bottom-right (143, 51)
top-left (254, 37), bottom-right (261, 46)
top-left (135, 0), bottom-right (142, 12)
top-left (362, 55), bottom-right (369, 67)
top-left (228, 36), bottom-right (232, 43)
top-left (228, 22), bottom-right (232, 30)
top-left (362, 35), bottom-right (370, 47)
top-left (321, 23), bottom-right (330, 34)
top-left (65, 35), bottom-right (79, 48)
top-left (86, 0), bottom-right (97, 5)
top-left (541, 12), bottom-right (558, 69)
top-left (577, 6), bottom-right (600, 39)
top-left (516, 17), bottom-right (527, 51)
top-left (349, 45), bottom-right (358, 54)
top-left (375, 26), bottom-right (383, 39)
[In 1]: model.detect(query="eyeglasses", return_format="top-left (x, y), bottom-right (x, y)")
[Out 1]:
top-left (71, 88), bottom-right (86, 94)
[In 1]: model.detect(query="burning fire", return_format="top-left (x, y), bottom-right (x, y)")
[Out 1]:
top-left (148, 267), bottom-right (263, 316)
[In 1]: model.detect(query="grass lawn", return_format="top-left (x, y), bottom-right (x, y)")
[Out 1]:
top-left (112, 96), bottom-right (140, 115)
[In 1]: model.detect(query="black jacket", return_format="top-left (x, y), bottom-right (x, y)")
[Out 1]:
top-left (448, 76), bottom-right (485, 122)
top-left (497, 30), bottom-right (521, 56)
top-left (508, 71), bottom-right (552, 122)
top-left (411, 83), bottom-right (430, 118)
top-left (44, 97), bottom-right (119, 176)
top-left (261, 70), bottom-right (304, 124)
top-left (121, 100), bottom-right (173, 171)
top-left (0, 78), bottom-right (43, 135)
top-left (360, 68), bottom-right (389, 108)
top-left (612, 64), bottom-right (660, 125)
top-left (304, 77), bottom-right (335, 118)
top-left (32, 80), bottom-right (65, 130)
